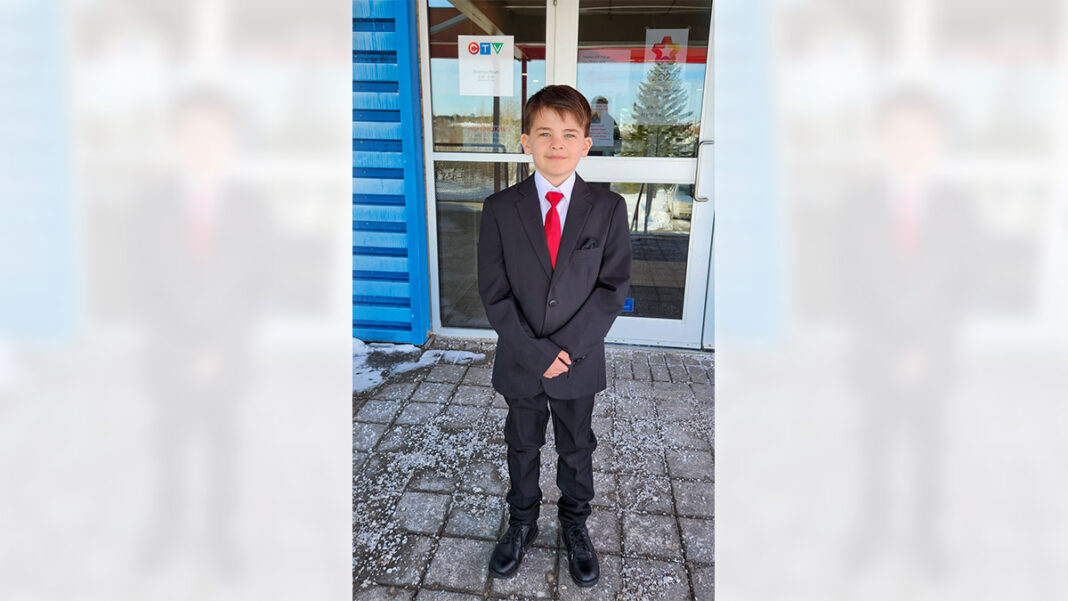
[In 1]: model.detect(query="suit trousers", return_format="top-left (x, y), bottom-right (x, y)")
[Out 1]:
top-left (503, 391), bottom-right (597, 529)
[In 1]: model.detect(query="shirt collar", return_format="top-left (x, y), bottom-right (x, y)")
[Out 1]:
top-left (533, 170), bottom-right (576, 203)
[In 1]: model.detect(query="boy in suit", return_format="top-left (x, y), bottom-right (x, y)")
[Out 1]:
top-left (477, 85), bottom-right (632, 588)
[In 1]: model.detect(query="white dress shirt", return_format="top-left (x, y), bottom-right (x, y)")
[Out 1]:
top-left (533, 170), bottom-right (576, 232)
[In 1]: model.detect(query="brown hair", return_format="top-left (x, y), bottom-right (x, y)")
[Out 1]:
top-left (522, 85), bottom-right (592, 137)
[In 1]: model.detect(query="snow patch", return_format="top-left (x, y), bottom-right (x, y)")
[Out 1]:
top-left (353, 339), bottom-right (485, 392)
top-left (367, 342), bottom-right (420, 354)
top-left (353, 339), bottom-right (386, 393)
top-left (390, 349), bottom-right (485, 374)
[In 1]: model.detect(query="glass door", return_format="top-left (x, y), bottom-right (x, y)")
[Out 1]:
top-left (420, 0), bottom-right (546, 330)
top-left (567, 0), bottom-right (714, 348)
top-left (419, 0), bottom-right (714, 348)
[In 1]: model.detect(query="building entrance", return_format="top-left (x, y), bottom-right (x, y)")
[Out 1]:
top-left (421, 0), bottom-right (714, 348)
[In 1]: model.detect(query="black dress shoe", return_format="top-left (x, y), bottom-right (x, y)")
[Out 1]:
top-left (488, 523), bottom-right (539, 578)
top-left (562, 523), bottom-right (599, 587)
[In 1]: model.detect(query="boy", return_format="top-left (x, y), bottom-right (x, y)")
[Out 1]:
top-left (477, 85), bottom-right (632, 588)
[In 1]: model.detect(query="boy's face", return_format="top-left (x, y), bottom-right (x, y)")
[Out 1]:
top-left (520, 108), bottom-right (592, 186)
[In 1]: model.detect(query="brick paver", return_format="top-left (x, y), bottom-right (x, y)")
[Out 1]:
top-left (354, 337), bottom-right (714, 600)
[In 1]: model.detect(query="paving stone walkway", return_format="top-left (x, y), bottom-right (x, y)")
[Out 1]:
top-left (353, 336), bottom-right (714, 601)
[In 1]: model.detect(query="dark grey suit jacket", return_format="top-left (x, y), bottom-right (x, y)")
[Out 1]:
top-left (477, 174), bottom-right (632, 399)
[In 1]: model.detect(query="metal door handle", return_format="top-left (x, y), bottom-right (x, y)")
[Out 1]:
top-left (694, 139), bottom-right (713, 202)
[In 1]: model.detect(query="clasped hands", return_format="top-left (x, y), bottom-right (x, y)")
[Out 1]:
top-left (542, 350), bottom-right (572, 378)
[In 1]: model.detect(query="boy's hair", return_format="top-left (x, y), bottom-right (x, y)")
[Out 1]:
top-left (522, 85), bottom-right (592, 137)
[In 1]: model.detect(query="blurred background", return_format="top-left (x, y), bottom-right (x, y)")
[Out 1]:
top-left (0, 0), bottom-right (350, 599)
top-left (717, 0), bottom-right (1068, 599)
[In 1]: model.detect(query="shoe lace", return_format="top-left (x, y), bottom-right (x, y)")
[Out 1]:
top-left (565, 526), bottom-right (591, 557)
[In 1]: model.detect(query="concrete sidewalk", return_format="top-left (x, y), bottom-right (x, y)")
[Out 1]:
top-left (353, 336), bottom-right (714, 601)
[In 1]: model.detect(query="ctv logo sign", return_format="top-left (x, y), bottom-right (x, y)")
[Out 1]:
top-left (468, 41), bottom-right (504, 55)
top-left (458, 35), bottom-right (514, 97)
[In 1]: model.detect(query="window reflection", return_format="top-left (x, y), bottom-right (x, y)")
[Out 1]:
top-left (427, 1), bottom-right (546, 153)
top-left (576, 1), bottom-right (711, 158)
top-left (435, 162), bottom-right (529, 328)
top-left (436, 172), bottom-right (694, 325)
top-left (613, 182), bottom-right (692, 320)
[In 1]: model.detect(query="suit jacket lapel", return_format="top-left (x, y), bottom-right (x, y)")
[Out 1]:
top-left (549, 175), bottom-right (593, 288)
top-left (514, 176), bottom-right (554, 279)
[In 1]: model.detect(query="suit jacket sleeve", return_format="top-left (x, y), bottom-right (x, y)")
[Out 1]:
top-left (548, 194), bottom-right (632, 359)
top-left (477, 199), bottom-right (562, 375)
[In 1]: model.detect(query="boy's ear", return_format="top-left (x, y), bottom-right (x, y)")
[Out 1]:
top-left (520, 133), bottom-right (531, 155)
top-left (581, 136), bottom-right (593, 156)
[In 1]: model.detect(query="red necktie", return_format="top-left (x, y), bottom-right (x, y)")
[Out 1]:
top-left (544, 191), bottom-right (563, 268)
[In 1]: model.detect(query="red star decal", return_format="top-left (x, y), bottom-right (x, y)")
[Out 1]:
top-left (651, 36), bottom-right (681, 61)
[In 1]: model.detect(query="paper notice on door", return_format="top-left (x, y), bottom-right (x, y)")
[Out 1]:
top-left (458, 35), bottom-right (514, 96)
top-left (645, 28), bottom-right (688, 63)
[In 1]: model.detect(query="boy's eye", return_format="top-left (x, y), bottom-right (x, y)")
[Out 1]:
top-left (540, 132), bottom-right (550, 137)
top-left (565, 134), bottom-right (575, 138)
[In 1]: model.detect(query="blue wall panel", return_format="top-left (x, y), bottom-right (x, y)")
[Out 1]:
top-left (352, 92), bottom-right (401, 110)
top-left (352, 121), bottom-right (404, 140)
top-left (353, 204), bottom-right (406, 223)
top-left (353, 231), bottom-right (407, 249)
top-left (353, 279), bottom-right (410, 298)
top-left (352, 151), bottom-right (404, 168)
top-left (352, 63), bottom-right (400, 83)
top-left (0, 0), bottom-right (75, 339)
top-left (353, 177), bottom-right (406, 196)
top-left (352, 0), bottom-right (431, 344)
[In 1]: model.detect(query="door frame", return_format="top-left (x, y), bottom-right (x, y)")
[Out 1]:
top-left (417, 0), bottom-right (715, 348)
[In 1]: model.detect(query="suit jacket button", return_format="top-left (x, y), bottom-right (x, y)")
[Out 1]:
top-left (548, 299), bottom-right (557, 307)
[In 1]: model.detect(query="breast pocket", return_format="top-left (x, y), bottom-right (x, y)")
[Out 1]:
top-left (572, 247), bottom-right (601, 261)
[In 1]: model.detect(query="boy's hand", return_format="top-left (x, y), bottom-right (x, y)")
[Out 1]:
top-left (542, 350), bottom-right (572, 378)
